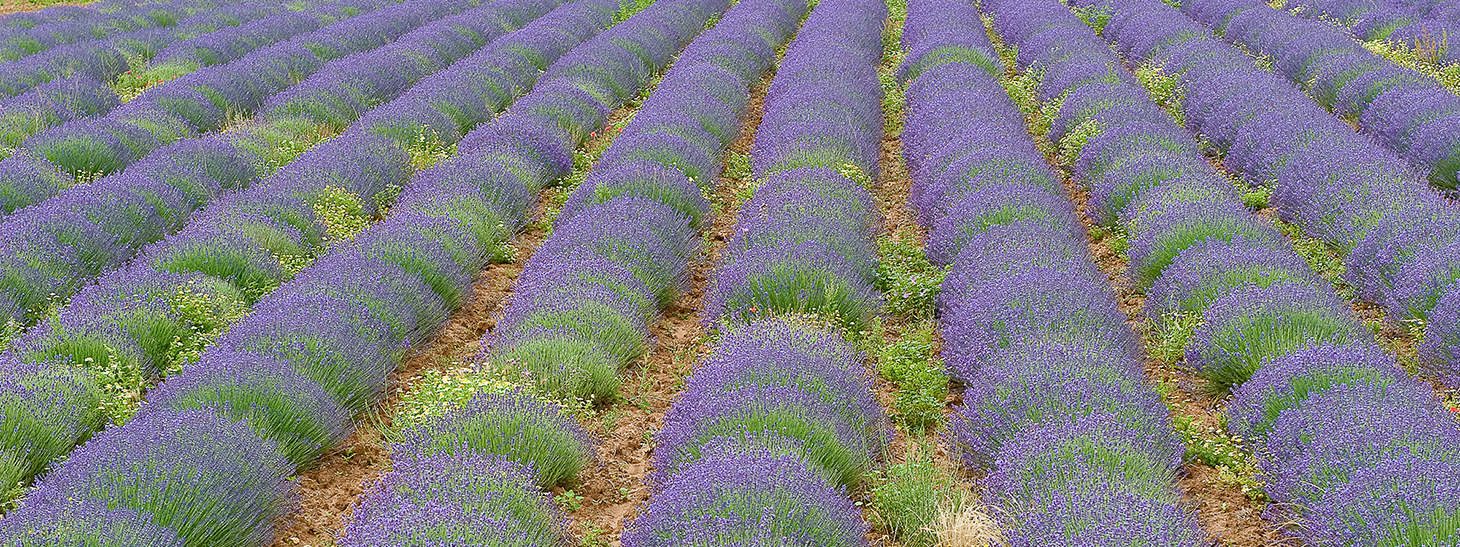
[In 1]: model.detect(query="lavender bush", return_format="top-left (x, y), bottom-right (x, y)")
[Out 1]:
top-left (340, 451), bottom-right (572, 547)
top-left (397, 388), bottom-right (594, 487)
top-left (623, 448), bottom-right (870, 547)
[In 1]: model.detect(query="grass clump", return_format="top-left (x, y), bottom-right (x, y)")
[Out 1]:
top-left (870, 448), bottom-right (966, 547)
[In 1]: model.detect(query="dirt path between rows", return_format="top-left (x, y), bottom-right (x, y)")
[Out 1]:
top-left (972, 13), bottom-right (1283, 546)
top-left (563, 68), bottom-right (774, 546)
top-left (267, 107), bottom-right (642, 546)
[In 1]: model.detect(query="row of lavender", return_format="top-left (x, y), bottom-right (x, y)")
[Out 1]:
top-left (0, 0), bottom-right (225, 62)
top-left (0, 0), bottom-right (621, 515)
top-left (0, 0), bottom-right (390, 159)
top-left (625, 0), bottom-right (890, 543)
top-left (1176, 0), bottom-right (1460, 383)
top-left (0, 0), bottom-right (716, 542)
top-left (1185, 0), bottom-right (1460, 192)
top-left (1278, 0), bottom-right (1460, 58)
top-left (2, 0), bottom-right (458, 200)
top-left (0, 0), bottom-right (492, 327)
top-left (899, 0), bottom-right (1202, 543)
top-left (0, 0), bottom-right (279, 98)
top-left (1060, 0), bottom-right (1460, 543)
top-left (341, 0), bottom-right (827, 541)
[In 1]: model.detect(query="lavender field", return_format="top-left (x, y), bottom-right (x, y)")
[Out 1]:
top-left (0, 0), bottom-right (1455, 545)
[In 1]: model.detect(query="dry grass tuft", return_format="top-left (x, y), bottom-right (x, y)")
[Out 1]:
top-left (932, 495), bottom-right (1004, 547)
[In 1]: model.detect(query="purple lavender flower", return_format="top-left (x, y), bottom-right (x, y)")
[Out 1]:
top-left (705, 240), bottom-right (881, 333)
top-left (143, 348), bottom-right (354, 468)
top-left (912, 145), bottom-right (1059, 228)
top-left (217, 293), bottom-right (396, 414)
top-left (513, 250), bottom-right (659, 323)
top-left (941, 268), bottom-right (1136, 378)
top-left (654, 317), bottom-right (887, 483)
top-left (656, 379), bottom-right (881, 488)
top-left (558, 159), bottom-right (712, 229)
top-left (24, 408), bottom-right (295, 547)
top-left (282, 251), bottom-right (449, 344)
top-left (1146, 236), bottom-right (1319, 322)
top-left (597, 129), bottom-right (722, 186)
top-left (937, 221), bottom-right (1097, 314)
top-left (1086, 154), bottom-right (1208, 227)
top-left (0, 499), bottom-right (186, 547)
top-left (1186, 280), bottom-right (1368, 392)
top-left (1270, 146), bottom-right (1424, 248)
top-left (487, 325), bottom-right (624, 403)
top-left (138, 221), bottom-right (287, 302)
top-left (993, 481), bottom-right (1206, 547)
top-left (340, 451), bottom-right (572, 547)
top-left (493, 271), bottom-right (653, 371)
top-left (1124, 177), bottom-right (1280, 288)
top-left (726, 167), bottom-right (878, 281)
top-left (397, 388), bottom-right (594, 487)
top-left (412, 151), bottom-right (540, 224)
top-left (623, 448), bottom-right (869, 547)
top-left (898, 0), bottom-right (999, 82)
top-left (352, 213), bottom-right (481, 308)
top-left (0, 357), bottom-right (104, 494)
top-left (534, 196), bottom-right (697, 307)
top-left (985, 413), bottom-right (1185, 511)
top-left (1260, 381), bottom-right (1460, 506)
top-left (457, 113), bottom-right (574, 182)
top-left (1419, 285), bottom-right (1460, 387)
top-left (903, 63), bottom-right (1023, 183)
top-left (1048, 82), bottom-right (1167, 142)
top-left (0, 153), bottom-right (70, 218)
top-left (25, 117), bottom-right (162, 178)
top-left (950, 340), bottom-right (1165, 468)
top-left (1304, 452), bottom-right (1460, 546)
top-left (1227, 342), bottom-right (1423, 441)
top-left (926, 183), bottom-right (1080, 266)
top-left (631, 83), bottom-right (742, 149)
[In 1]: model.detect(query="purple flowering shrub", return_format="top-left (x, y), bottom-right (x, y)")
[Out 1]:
top-left (22, 408), bottom-right (295, 547)
top-left (622, 448), bottom-right (870, 547)
top-left (947, 1), bottom-right (1215, 542)
top-left (143, 349), bottom-right (354, 468)
top-left (654, 318), bottom-right (887, 486)
top-left (1085, 1), bottom-right (1460, 540)
top-left (1186, 281), bottom-right (1369, 393)
top-left (0, 358), bottom-right (103, 495)
top-left (941, 268), bottom-right (1137, 378)
top-left (397, 389), bottom-right (594, 487)
top-left (340, 451), bottom-right (572, 547)
top-left (1146, 236), bottom-right (1321, 325)
top-left (0, 499), bottom-right (186, 547)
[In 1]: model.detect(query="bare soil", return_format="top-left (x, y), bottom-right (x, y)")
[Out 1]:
top-left (267, 111), bottom-right (635, 546)
top-left (563, 72), bottom-right (772, 546)
top-left (860, 87), bottom-right (975, 547)
top-left (269, 203), bottom-right (547, 547)
top-left (0, 1), bottom-right (88, 16)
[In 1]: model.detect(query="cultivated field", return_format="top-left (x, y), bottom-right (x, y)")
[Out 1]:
top-left (0, 0), bottom-right (1455, 545)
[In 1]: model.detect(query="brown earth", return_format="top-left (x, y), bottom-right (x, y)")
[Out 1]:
top-left (0, 1), bottom-right (89, 16)
top-left (563, 69), bottom-right (773, 547)
top-left (268, 197), bottom-right (547, 547)
top-left (861, 85), bottom-right (977, 547)
top-left (974, 19), bottom-right (1281, 541)
top-left (267, 109), bottom-right (637, 546)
